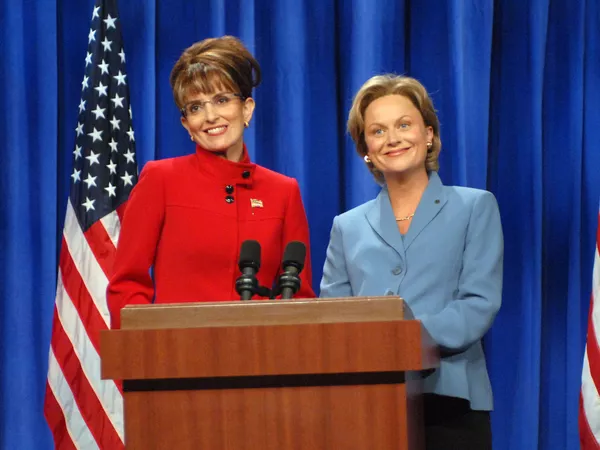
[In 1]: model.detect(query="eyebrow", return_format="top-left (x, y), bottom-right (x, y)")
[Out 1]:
top-left (187, 91), bottom-right (233, 102)
top-left (367, 115), bottom-right (412, 128)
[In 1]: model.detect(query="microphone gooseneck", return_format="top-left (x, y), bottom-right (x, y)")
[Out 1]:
top-left (278, 241), bottom-right (306, 300)
top-left (235, 240), bottom-right (261, 300)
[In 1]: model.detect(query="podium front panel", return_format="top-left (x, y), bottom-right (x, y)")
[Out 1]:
top-left (123, 375), bottom-right (424, 450)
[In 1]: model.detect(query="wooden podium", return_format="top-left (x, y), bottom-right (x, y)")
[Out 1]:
top-left (100, 296), bottom-right (439, 449)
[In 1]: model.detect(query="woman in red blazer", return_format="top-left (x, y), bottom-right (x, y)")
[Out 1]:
top-left (107, 36), bottom-right (315, 329)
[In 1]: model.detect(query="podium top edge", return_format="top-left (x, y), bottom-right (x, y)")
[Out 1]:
top-left (123, 296), bottom-right (404, 310)
top-left (120, 296), bottom-right (411, 330)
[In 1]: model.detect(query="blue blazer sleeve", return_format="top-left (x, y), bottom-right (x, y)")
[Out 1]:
top-left (320, 216), bottom-right (353, 298)
top-left (419, 191), bottom-right (503, 352)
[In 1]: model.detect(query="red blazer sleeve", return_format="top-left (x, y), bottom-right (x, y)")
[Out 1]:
top-left (107, 161), bottom-right (165, 328)
top-left (282, 179), bottom-right (315, 298)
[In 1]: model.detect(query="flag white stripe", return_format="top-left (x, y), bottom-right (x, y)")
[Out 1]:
top-left (56, 269), bottom-right (125, 441)
top-left (47, 348), bottom-right (100, 450)
top-left (582, 216), bottom-right (600, 448)
top-left (63, 199), bottom-right (111, 327)
top-left (582, 347), bottom-right (600, 441)
top-left (100, 210), bottom-right (121, 248)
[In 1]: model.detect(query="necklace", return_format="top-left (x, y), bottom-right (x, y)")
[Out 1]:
top-left (395, 213), bottom-right (415, 222)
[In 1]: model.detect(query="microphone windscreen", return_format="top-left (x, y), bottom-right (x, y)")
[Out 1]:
top-left (239, 240), bottom-right (261, 270)
top-left (282, 241), bottom-right (306, 270)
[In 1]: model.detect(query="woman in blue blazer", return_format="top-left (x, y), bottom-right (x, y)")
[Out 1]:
top-left (320, 74), bottom-right (503, 449)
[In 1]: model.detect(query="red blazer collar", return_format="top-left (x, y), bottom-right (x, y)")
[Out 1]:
top-left (194, 144), bottom-right (256, 186)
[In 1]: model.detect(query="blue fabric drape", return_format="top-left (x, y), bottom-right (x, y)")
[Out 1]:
top-left (0, 1), bottom-right (59, 448)
top-left (1, 0), bottom-right (599, 449)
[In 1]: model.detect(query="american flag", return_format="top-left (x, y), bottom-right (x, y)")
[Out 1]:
top-left (44, 0), bottom-right (136, 447)
top-left (581, 203), bottom-right (600, 449)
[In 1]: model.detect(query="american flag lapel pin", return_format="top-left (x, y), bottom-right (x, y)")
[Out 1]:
top-left (250, 198), bottom-right (263, 208)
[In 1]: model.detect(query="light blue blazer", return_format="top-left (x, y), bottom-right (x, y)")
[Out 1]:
top-left (320, 172), bottom-right (503, 411)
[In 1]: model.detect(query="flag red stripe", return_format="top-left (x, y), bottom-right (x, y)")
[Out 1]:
top-left (51, 308), bottom-right (124, 449)
top-left (59, 240), bottom-right (108, 352)
top-left (581, 208), bottom-right (600, 449)
top-left (83, 220), bottom-right (117, 279)
top-left (580, 391), bottom-right (600, 450)
top-left (587, 294), bottom-right (600, 392)
top-left (44, 382), bottom-right (78, 450)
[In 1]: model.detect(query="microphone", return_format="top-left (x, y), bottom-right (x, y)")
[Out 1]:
top-left (235, 240), bottom-right (261, 300)
top-left (277, 241), bottom-right (306, 300)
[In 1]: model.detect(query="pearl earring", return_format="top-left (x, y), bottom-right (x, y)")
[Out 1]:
top-left (364, 155), bottom-right (371, 163)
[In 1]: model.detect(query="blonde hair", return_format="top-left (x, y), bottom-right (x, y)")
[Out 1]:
top-left (347, 74), bottom-right (441, 182)
top-left (169, 35), bottom-right (261, 109)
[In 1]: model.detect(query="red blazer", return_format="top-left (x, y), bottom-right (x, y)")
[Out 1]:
top-left (107, 145), bottom-right (315, 328)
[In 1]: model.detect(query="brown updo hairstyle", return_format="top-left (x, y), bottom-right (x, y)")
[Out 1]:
top-left (169, 35), bottom-right (261, 110)
top-left (347, 74), bottom-right (441, 183)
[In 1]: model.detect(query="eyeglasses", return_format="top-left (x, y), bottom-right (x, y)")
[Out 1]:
top-left (180, 93), bottom-right (245, 117)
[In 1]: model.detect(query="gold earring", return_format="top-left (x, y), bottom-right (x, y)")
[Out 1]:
top-left (244, 121), bottom-right (249, 128)
top-left (363, 155), bottom-right (371, 163)
top-left (427, 142), bottom-right (432, 148)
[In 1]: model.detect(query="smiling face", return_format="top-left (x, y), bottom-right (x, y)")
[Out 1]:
top-left (363, 94), bottom-right (433, 180)
top-left (180, 84), bottom-right (255, 160)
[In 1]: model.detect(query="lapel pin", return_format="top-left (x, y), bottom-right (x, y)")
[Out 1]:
top-left (250, 198), bottom-right (263, 208)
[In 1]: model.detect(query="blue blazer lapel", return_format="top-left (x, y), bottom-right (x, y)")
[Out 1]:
top-left (365, 187), bottom-right (406, 259)
top-left (403, 172), bottom-right (447, 250)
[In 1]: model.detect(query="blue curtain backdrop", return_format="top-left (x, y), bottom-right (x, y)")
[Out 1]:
top-left (1, 0), bottom-right (599, 448)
